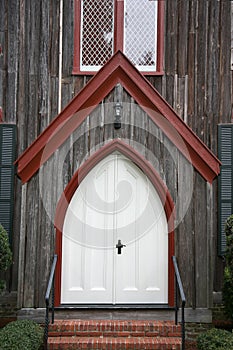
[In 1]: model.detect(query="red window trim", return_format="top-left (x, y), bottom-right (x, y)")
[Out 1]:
top-left (72, 0), bottom-right (164, 76)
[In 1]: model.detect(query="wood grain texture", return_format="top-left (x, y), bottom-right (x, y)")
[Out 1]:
top-left (0, 0), bottom-right (231, 308)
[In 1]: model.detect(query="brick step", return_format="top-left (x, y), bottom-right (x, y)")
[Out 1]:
top-left (48, 335), bottom-right (182, 349)
top-left (47, 320), bottom-right (182, 349)
top-left (48, 320), bottom-right (182, 338)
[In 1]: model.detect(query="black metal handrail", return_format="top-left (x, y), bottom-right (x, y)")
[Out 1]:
top-left (44, 254), bottom-right (57, 349)
top-left (172, 256), bottom-right (186, 350)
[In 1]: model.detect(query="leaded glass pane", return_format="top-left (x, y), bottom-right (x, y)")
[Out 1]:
top-left (124, 0), bottom-right (157, 71)
top-left (81, 0), bottom-right (114, 71)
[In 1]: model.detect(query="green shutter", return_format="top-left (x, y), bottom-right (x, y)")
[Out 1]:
top-left (218, 124), bottom-right (233, 255)
top-left (0, 124), bottom-right (16, 245)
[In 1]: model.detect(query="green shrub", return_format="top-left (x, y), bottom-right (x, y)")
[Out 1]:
top-left (223, 214), bottom-right (233, 320)
top-left (225, 214), bottom-right (233, 267)
top-left (0, 224), bottom-right (12, 291)
top-left (197, 328), bottom-right (233, 350)
top-left (0, 320), bottom-right (43, 350)
top-left (223, 266), bottom-right (233, 319)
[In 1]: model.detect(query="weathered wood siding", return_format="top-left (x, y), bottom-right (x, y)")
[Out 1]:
top-left (0, 0), bottom-right (231, 308)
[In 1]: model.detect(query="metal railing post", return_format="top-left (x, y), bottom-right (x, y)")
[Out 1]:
top-left (44, 299), bottom-right (49, 350)
top-left (44, 254), bottom-right (58, 349)
top-left (182, 300), bottom-right (185, 350)
top-left (172, 256), bottom-right (186, 350)
top-left (52, 277), bottom-right (55, 324)
top-left (175, 278), bottom-right (178, 325)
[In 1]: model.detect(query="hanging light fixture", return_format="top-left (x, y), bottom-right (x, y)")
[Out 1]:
top-left (114, 101), bottom-right (122, 129)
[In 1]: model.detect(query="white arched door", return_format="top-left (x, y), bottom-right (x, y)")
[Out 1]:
top-left (61, 153), bottom-right (168, 304)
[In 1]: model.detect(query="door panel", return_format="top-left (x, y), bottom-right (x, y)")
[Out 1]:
top-left (61, 153), bottom-right (168, 304)
top-left (61, 156), bottom-right (115, 303)
top-left (115, 165), bottom-right (168, 303)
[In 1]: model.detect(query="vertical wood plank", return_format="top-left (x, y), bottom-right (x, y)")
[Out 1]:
top-left (194, 173), bottom-right (208, 307)
top-left (103, 90), bottom-right (114, 142)
top-left (39, 0), bottom-right (50, 131)
top-left (1, 0), bottom-right (232, 308)
top-left (62, 0), bottom-right (74, 77)
top-left (89, 104), bottom-right (104, 155)
top-left (23, 177), bottom-right (39, 307)
top-left (219, 0), bottom-right (232, 123)
top-left (17, 0), bottom-right (28, 154)
top-left (187, 0), bottom-right (196, 125)
top-left (176, 155), bottom-right (195, 308)
top-left (195, 0), bottom-right (207, 143)
top-left (36, 159), bottom-right (56, 306)
top-left (177, 0), bottom-right (189, 76)
top-left (5, 0), bottom-right (19, 122)
top-left (206, 182), bottom-right (214, 308)
top-left (17, 183), bottom-right (27, 308)
top-left (165, 0), bottom-right (177, 74)
top-left (49, 0), bottom-right (60, 77)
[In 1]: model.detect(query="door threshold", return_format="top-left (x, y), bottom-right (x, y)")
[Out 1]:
top-left (56, 304), bottom-right (174, 310)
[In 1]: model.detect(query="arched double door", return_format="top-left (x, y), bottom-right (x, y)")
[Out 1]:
top-left (55, 142), bottom-right (174, 306)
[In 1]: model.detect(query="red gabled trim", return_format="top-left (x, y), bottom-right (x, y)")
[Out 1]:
top-left (54, 139), bottom-right (175, 307)
top-left (15, 51), bottom-right (220, 184)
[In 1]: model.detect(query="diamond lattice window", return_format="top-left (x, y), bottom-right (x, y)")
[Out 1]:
top-left (124, 0), bottom-right (157, 71)
top-left (73, 0), bottom-right (164, 74)
top-left (81, 0), bottom-right (114, 71)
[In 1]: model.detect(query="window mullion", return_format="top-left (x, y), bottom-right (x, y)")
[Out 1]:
top-left (114, 0), bottom-right (124, 52)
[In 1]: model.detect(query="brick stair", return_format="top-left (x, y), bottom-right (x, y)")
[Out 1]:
top-left (47, 319), bottom-right (182, 349)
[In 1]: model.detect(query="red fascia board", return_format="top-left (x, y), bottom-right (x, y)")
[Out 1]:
top-left (15, 51), bottom-right (220, 184)
top-left (16, 64), bottom-right (122, 182)
top-left (114, 59), bottom-right (221, 182)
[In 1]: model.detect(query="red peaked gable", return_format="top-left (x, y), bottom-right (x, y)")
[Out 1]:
top-left (15, 51), bottom-right (220, 184)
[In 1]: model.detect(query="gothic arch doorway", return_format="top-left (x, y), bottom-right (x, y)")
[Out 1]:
top-left (54, 140), bottom-right (175, 306)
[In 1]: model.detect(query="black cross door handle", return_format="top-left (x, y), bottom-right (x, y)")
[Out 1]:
top-left (116, 239), bottom-right (126, 254)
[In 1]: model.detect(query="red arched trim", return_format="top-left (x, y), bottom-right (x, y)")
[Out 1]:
top-left (54, 139), bottom-right (175, 307)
